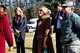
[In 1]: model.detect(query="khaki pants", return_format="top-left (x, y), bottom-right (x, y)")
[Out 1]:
top-left (62, 39), bottom-right (80, 53)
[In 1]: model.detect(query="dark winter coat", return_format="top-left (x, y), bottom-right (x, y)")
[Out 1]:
top-left (33, 17), bottom-right (54, 53)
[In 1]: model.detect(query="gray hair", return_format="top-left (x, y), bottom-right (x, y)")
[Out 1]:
top-left (48, 10), bottom-right (51, 15)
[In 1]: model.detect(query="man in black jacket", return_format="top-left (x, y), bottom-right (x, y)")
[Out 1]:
top-left (51, 2), bottom-right (63, 53)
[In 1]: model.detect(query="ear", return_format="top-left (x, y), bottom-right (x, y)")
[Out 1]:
top-left (70, 6), bottom-right (74, 10)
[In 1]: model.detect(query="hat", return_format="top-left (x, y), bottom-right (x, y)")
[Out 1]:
top-left (62, 1), bottom-right (74, 7)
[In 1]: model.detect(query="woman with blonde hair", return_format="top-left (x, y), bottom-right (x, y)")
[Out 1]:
top-left (33, 6), bottom-right (54, 53)
top-left (12, 7), bottom-right (27, 53)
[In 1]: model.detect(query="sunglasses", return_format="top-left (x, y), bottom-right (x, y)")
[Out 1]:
top-left (38, 10), bottom-right (43, 11)
top-left (62, 6), bottom-right (69, 8)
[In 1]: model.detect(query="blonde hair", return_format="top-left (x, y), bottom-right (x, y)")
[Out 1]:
top-left (38, 6), bottom-right (48, 14)
top-left (38, 6), bottom-right (51, 19)
top-left (15, 7), bottom-right (24, 17)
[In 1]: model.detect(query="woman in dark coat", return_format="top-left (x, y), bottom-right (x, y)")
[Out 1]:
top-left (32, 6), bottom-right (54, 53)
top-left (12, 7), bottom-right (27, 53)
top-left (0, 5), bottom-right (13, 53)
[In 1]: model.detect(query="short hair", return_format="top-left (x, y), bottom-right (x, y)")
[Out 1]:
top-left (53, 2), bottom-right (61, 8)
top-left (0, 5), bottom-right (6, 11)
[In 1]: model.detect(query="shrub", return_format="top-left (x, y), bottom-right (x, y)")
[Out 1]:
top-left (74, 3), bottom-right (80, 16)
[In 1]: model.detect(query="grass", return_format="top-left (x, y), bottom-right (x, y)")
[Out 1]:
top-left (6, 32), bottom-right (56, 53)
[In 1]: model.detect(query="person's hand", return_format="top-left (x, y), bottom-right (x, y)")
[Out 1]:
top-left (43, 37), bottom-right (47, 48)
top-left (59, 16), bottom-right (63, 20)
top-left (16, 30), bottom-right (20, 34)
top-left (8, 46), bottom-right (13, 52)
top-left (43, 41), bottom-right (47, 48)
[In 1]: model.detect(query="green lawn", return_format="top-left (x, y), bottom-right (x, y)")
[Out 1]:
top-left (6, 32), bottom-right (56, 53)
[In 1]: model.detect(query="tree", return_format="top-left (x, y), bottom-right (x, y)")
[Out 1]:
top-left (74, 3), bottom-right (80, 16)
top-left (45, 0), bottom-right (52, 2)
top-left (78, 0), bottom-right (80, 2)
top-left (43, 2), bottom-right (51, 10)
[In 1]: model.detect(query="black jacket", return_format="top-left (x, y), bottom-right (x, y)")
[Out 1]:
top-left (51, 11), bottom-right (63, 33)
